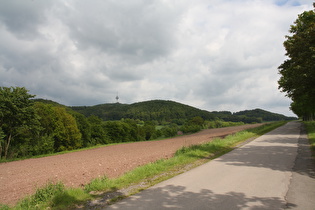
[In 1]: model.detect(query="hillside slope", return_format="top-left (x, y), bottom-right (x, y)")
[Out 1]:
top-left (234, 109), bottom-right (295, 121)
top-left (70, 100), bottom-right (296, 123)
top-left (70, 100), bottom-right (215, 123)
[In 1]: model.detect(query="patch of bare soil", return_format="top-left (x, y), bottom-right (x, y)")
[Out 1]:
top-left (0, 124), bottom-right (263, 205)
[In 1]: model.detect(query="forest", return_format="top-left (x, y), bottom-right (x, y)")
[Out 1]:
top-left (0, 86), bottom-right (295, 160)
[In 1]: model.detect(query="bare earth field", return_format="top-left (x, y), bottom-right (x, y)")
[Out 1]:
top-left (0, 124), bottom-right (263, 205)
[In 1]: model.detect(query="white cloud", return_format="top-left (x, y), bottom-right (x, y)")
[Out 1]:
top-left (0, 0), bottom-right (313, 116)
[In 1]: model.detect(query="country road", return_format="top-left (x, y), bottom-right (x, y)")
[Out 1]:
top-left (106, 121), bottom-right (315, 210)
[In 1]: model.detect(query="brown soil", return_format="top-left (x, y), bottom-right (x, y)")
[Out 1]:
top-left (0, 124), bottom-right (263, 205)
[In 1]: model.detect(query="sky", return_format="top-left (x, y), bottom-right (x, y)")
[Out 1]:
top-left (0, 0), bottom-right (313, 117)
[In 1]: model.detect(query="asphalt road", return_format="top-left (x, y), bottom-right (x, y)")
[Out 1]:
top-left (106, 121), bottom-right (315, 210)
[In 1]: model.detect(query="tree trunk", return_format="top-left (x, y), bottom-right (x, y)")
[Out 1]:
top-left (4, 133), bottom-right (12, 159)
top-left (303, 113), bottom-right (315, 121)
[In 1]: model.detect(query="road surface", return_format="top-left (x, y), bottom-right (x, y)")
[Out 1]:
top-left (106, 121), bottom-right (315, 209)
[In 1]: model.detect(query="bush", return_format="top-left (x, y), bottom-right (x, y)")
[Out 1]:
top-left (205, 120), bottom-right (244, 129)
top-left (181, 124), bottom-right (202, 134)
top-left (31, 135), bottom-right (55, 155)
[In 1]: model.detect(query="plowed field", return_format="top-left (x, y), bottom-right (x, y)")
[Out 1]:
top-left (0, 124), bottom-right (263, 205)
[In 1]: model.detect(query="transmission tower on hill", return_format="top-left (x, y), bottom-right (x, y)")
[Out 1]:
top-left (115, 92), bottom-right (119, 103)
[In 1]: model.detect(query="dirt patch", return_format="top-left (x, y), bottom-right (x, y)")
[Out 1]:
top-left (0, 124), bottom-right (262, 205)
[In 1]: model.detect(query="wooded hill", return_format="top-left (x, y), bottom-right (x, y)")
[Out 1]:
top-left (70, 100), bottom-right (296, 123)
top-left (70, 100), bottom-right (215, 124)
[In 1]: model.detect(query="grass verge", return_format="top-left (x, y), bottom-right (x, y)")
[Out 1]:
top-left (303, 121), bottom-right (315, 154)
top-left (1, 121), bottom-right (286, 210)
top-left (0, 183), bottom-right (92, 210)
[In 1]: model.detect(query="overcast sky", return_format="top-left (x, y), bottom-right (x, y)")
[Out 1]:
top-left (0, 0), bottom-right (312, 116)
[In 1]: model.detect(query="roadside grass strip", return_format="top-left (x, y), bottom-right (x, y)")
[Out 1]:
top-left (304, 121), bottom-right (315, 154)
top-left (0, 121), bottom-right (286, 210)
top-left (1, 183), bottom-right (92, 210)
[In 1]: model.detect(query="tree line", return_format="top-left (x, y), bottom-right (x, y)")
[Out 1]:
top-left (0, 86), bottom-right (243, 160)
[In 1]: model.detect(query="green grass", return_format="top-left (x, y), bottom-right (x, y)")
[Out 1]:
top-left (50, 188), bottom-right (92, 209)
top-left (3, 182), bottom-right (92, 210)
top-left (1, 121), bottom-right (286, 209)
top-left (304, 121), bottom-right (315, 154)
top-left (13, 182), bottom-right (65, 210)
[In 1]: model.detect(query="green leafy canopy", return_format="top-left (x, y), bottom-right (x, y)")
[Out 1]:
top-left (278, 4), bottom-right (315, 120)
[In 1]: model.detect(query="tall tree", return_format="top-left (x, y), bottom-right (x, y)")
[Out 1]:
top-left (52, 106), bottom-right (82, 151)
top-left (70, 111), bottom-right (92, 147)
top-left (0, 127), bottom-right (5, 158)
top-left (88, 115), bottom-right (109, 145)
top-left (278, 4), bottom-right (315, 120)
top-left (0, 87), bottom-right (39, 159)
top-left (34, 102), bottom-right (82, 152)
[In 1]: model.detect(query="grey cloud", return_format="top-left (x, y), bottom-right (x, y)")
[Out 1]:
top-left (0, 0), bottom-right (311, 117)
top-left (0, 0), bottom-right (54, 39)
top-left (58, 0), bottom-right (183, 63)
top-left (0, 43), bottom-right (56, 73)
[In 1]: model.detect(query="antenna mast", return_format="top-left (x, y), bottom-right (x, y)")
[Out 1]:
top-left (115, 92), bottom-right (119, 103)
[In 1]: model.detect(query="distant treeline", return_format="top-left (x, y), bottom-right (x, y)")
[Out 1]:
top-left (211, 109), bottom-right (297, 123)
top-left (70, 100), bottom-right (296, 123)
top-left (0, 87), bottom-right (295, 160)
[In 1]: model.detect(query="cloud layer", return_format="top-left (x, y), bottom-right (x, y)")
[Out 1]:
top-left (0, 0), bottom-right (312, 116)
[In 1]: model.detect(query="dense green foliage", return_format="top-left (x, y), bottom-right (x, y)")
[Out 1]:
top-left (278, 4), bottom-right (315, 121)
top-left (34, 103), bottom-right (82, 152)
top-left (0, 87), bottom-right (40, 159)
top-left (0, 86), bottom-right (295, 160)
